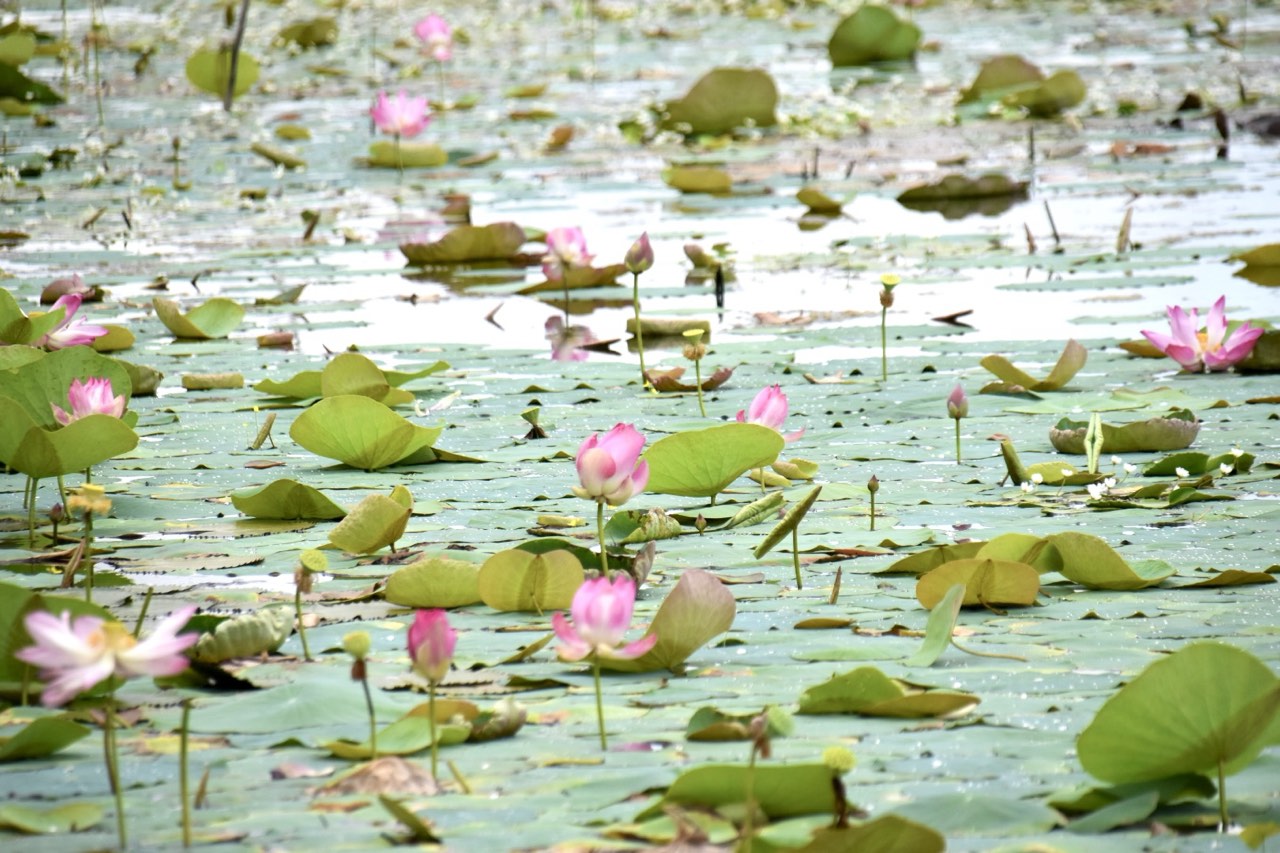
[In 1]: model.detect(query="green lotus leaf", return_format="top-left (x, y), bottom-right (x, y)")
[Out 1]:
top-left (400, 222), bottom-right (526, 265)
top-left (277, 16), bottom-right (338, 48)
top-left (828, 4), bottom-right (921, 66)
top-left (0, 346), bottom-right (132, 426)
top-left (0, 802), bottom-right (103, 834)
top-left (518, 263), bottom-right (626, 294)
top-left (0, 407), bottom-right (138, 479)
top-left (185, 47), bottom-right (259, 98)
top-left (661, 165), bottom-right (733, 194)
top-left (601, 569), bottom-right (736, 674)
top-left (753, 486), bottom-right (821, 559)
top-left (799, 815), bottom-right (945, 853)
top-left (367, 141), bottom-right (448, 169)
top-left (916, 558), bottom-right (1040, 609)
top-left (980, 339), bottom-right (1087, 391)
top-left (661, 67), bottom-right (778, 136)
top-left (230, 478), bottom-right (347, 520)
top-left (1078, 642), bottom-right (1280, 784)
top-left (1143, 450), bottom-right (1254, 477)
top-left (190, 605), bottom-right (293, 664)
top-left (724, 491), bottom-right (785, 530)
top-left (254, 370), bottom-right (324, 399)
top-left (322, 715), bottom-right (468, 760)
top-left (796, 187), bottom-right (845, 215)
top-left (879, 541), bottom-right (986, 576)
top-left (321, 352), bottom-right (393, 401)
top-left (889, 793), bottom-right (1062, 836)
top-left (152, 296), bottom-right (245, 340)
top-left (0, 289), bottom-right (69, 346)
top-left (288, 395), bottom-right (442, 470)
top-left (384, 556), bottom-right (482, 609)
top-left (0, 33), bottom-right (36, 66)
top-left (1044, 532), bottom-right (1174, 590)
top-left (0, 61), bottom-right (64, 105)
top-left (0, 717), bottom-right (92, 763)
top-left (1004, 70), bottom-right (1087, 117)
top-left (112, 358), bottom-right (163, 396)
top-left (644, 423), bottom-right (785, 499)
top-left (1238, 329), bottom-right (1280, 370)
top-left (477, 549), bottom-right (583, 613)
top-left (685, 705), bottom-right (793, 742)
top-left (798, 666), bottom-right (979, 718)
top-left (328, 493), bottom-right (411, 554)
top-left (902, 583), bottom-right (965, 668)
top-left (637, 763), bottom-right (838, 822)
top-left (958, 54), bottom-right (1044, 104)
top-left (604, 507), bottom-right (684, 546)
top-left (0, 584), bottom-right (113, 682)
top-left (1050, 409), bottom-right (1200, 454)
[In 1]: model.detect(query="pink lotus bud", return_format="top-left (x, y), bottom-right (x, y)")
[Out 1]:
top-left (947, 384), bottom-right (968, 420)
top-left (408, 609), bottom-right (456, 685)
top-left (552, 575), bottom-right (656, 662)
top-left (625, 233), bottom-right (653, 275)
top-left (572, 423), bottom-right (649, 507)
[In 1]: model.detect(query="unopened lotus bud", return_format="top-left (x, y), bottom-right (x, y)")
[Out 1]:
top-left (49, 503), bottom-right (65, 524)
top-left (625, 232), bottom-right (654, 275)
top-left (294, 565), bottom-right (313, 593)
top-left (946, 383), bottom-right (969, 420)
top-left (867, 475), bottom-right (879, 495)
top-left (749, 713), bottom-right (772, 759)
top-left (694, 514), bottom-right (707, 534)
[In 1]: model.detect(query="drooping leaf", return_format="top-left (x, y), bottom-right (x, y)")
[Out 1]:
top-left (0, 717), bottom-right (92, 763)
top-left (288, 395), bottom-right (442, 470)
top-left (328, 494), bottom-right (411, 554)
top-left (1004, 70), bottom-right (1087, 117)
top-left (400, 222), bottom-right (526, 265)
top-left (477, 549), bottom-right (583, 612)
top-left (958, 54), bottom-right (1044, 104)
top-left (0, 61), bottom-right (64, 104)
top-left (1045, 532), bottom-right (1175, 590)
top-left (0, 408), bottom-right (138, 480)
top-left (879, 541), bottom-right (986, 575)
top-left (902, 583), bottom-right (965, 667)
top-left (827, 5), bottom-right (921, 66)
top-left (1077, 642), bottom-right (1280, 784)
top-left (980, 339), bottom-right (1087, 391)
top-left (753, 486), bottom-right (822, 559)
top-left (601, 569), bottom-right (735, 674)
top-left (639, 763), bottom-right (839, 821)
top-left (915, 558), bottom-right (1040, 609)
top-left (796, 187), bottom-right (845, 215)
top-left (230, 478), bottom-right (347, 520)
top-left (661, 67), bottom-right (778, 136)
top-left (367, 141), bottom-right (448, 169)
top-left (152, 297), bottom-right (245, 340)
top-left (644, 423), bottom-right (785, 499)
top-left (724, 491), bottom-right (786, 530)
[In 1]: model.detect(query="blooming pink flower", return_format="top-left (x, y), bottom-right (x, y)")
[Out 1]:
top-left (947, 383), bottom-right (968, 419)
top-left (542, 226), bottom-right (593, 283)
top-left (370, 90), bottom-right (431, 138)
top-left (35, 293), bottom-right (108, 350)
top-left (414, 14), bottom-right (453, 62)
top-left (552, 575), bottom-right (656, 662)
top-left (52, 377), bottom-right (127, 426)
top-left (625, 232), bottom-right (653, 275)
top-left (1141, 296), bottom-right (1263, 372)
top-left (736, 385), bottom-right (804, 443)
top-left (545, 315), bottom-right (598, 362)
top-left (408, 609), bottom-right (456, 685)
top-left (572, 423), bottom-right (649, 506)
top-left (16, 606), bottom-right (198, 707)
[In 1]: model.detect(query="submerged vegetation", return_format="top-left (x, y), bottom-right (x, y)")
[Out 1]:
top-left (1, 0), bottom-right (1279, 849)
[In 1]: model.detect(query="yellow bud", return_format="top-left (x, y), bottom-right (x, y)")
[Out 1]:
top-left (822, 745), bottom-right (856, 773)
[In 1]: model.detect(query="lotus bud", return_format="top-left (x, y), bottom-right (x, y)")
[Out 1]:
top-left (625, 232), bottom-right (653, 275)
top-left (946, 384), bottom-right (969, 420)
top-left (49, 503), bottom-right (65, 524)
top-left (694, 514), bottom-right (707, 534)
top-left (867, 475), bottom-right (879, 495)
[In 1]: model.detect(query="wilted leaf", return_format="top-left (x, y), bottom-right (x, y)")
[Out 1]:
top-left (915, 558), bottom-right (1040, 609)
top-left (191, 606), bottom-right (293, 663)
top-left (328, 493), bottom-right (411, 554)
top-left (601, 569), bottom-right (735, 674)
top-left (1050, 409), bottom-right (1200, 454)
top-left (980, 339), bottom-right (1087, 391)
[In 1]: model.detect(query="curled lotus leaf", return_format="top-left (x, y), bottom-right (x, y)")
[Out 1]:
top-left (980, 339), bottom-right (1086, 392)
top-left (643, 365), bottom-right (733, 392)
top-left (1050, 409), bottom-right (1200, 454)
top-left (400, 222), bottom-right (527, 265)
top-left (828, 4), bottom-right (921, 67)
top-left (959, 54), bottom-right (1044, 104)
top-left (660, 67), bottom-right (778, 136)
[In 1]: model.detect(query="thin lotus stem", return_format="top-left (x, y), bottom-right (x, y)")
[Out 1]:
top-left (223, 0), bottom-right (251, 112)
top-left (880, 307), bottom-right (888, 381)
top-left (792, 525), bottom-right (802, 590)
top-left (133, 586), bottom-right (154, 638)
top-left (180, 698), bottom-right (193, 847)
top-left (294, 585), bottom-right (311, 661)
top-left (394, 132), bottom-right (404, 178)
top-left (1218, 757), bottom-right (1229, 832)
top-left (27, 477), bottom-right (37, 546)
top-left (447, 760), bottom-right (471, 794)
top-left (742, 746), bottom-right (758, 852)
top-left (596, 500), bottom-right (609, 578)
top-left (592, 655), bottom-right (607, 751)
top-left (954, 419), bottom-right (962, 465)
top-left (631, 272), bottom-right (647, 386)
top-left (757, 468), bottom-right (765, 493)
top-left (562, 279), bottom-right (571, 325)
top-left (428, 683), bottom-right (439, 779)
top-left (103, 692), bottom-right (127, 850)
top-left (90, 0), bottom-right (104, 128)
top-left (361, 671), bottom-right (378, 760)
top-left (83, 512), bottom-right (94, 603)
top-left (869, 491), bottom-right (876, 531)
top-left (61, 0), bottom-right (70, 88)
top-left (694, 360), bottom-right (706, 418)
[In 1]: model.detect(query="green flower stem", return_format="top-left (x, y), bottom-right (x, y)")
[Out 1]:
top-left (26, 477), bottom-right (37, 547)
top-left (743, 747), bottom-right (758, 852)
top-left (694, 361), bottom-right (707, 418)
top-left (429, 683), bottom-right (439, 779)
top-left (1218, 758), bottom-right (1229, 832)
top-left (90, 0), bottom-right (104, 128)
top-left (880, 307), bottom-right (888, 381)
top-left (103, 692), bottom-right (127, 850)
top-left (954, 419), bottom-right (962, 465)
top-left (596, 500), bottom-right (609, 579)
top-left (133, 586), bottom-right (154, 638)
top-left (869, 492), bottom-right (876, 532)
top-left (447, 760), bottom-right (472, 794)
top-left (792, 525), bottom-right (802, 590)
top-left (394, 132), bottom-right (403, 177)
top-left (294, 586), bottom-right (312, 661)
top-left (180, 698), bottom-right (193, 847)
top-left (592, 655), bottom-right (607, 751)
top-left (84, 511), bottom-right (94, 603)
top-left (757, 468), bottom-right (766, 493)
top-left (631, 272), bottom-right (647, 386)
top-left (361, 674), bottom-right (378, 761)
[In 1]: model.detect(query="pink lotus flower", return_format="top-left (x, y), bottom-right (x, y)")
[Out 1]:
top-left (408, 609), bottom-right (456, 685)
top-left (625, 232), bottom-right (653, 275)
top-left (736, 385), bottom-right (804, 442)
top-left (36, 293), bottom-right (108, 350)
top-left (16, 606), bottom-right (198, 707)
top-left (414, 14), bottom-right (453, 62)
top-left (52, 377), bottom-right (127, 426)
top-left (1141, 296), bottom-right (1263, 372)
top-left (370, 90), bottom-right (431, 138)
top-left (545, 315), bottom-right (598, 362)
top-left (572, 423), bottom-right (649, 506)
top-left (552, 575), bottom-right (656, 662)
top-left (946, 383), bottom-right (968, 419)
top-left (542, 226), bottom-right (593, 283)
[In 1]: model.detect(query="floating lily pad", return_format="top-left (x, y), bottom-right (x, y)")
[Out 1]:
top-left (277, 17), bottom-right (338, 48)
top-left (185, 47), bottom-right (259, 99)
top-left (477, 548), bottom-right (583, 612)
top-left (644, 423), bottom-right (785, 499)
top-left (799, 815), bottom-right (945, 853)
top-left (1050, 409), bottom-right (1200, 454)
top-left (898, 173), bottom-right (1029, 220)
top-left (827, 4), bottom-right (921, 66)
top-left (798, 666), bottom-right (980, 718)
top-left (400, 222), bottom-right (526, 265)
top-left (230, 478), bottom-right (347, 520)
top-left (367, 141), bottom-right (448, 169)
top-left (384, 556), bottom-right (482, 608)
top-left (685, 705), bottom-right (793, 742)
top-left (661, 67), bottom-right (778, 136)
top-left (153, 297), bottom-right (245, 340)
top-left (288, 395), bottom-right (442, 470)
top-left (518, 263), bottom-right (626, 294)
top-left (328, 493), bottom-right (411, 554)
top-left (661, 165), bottom-right (732, 194)
top-left (0, 802), bottom-right (103, 834)
top-left (638, 762), bottom-right (839, 821)
top-left (980, 339), bottom-right (1086, 392)
top-left (958, 54), bottom-right (1043, 103)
